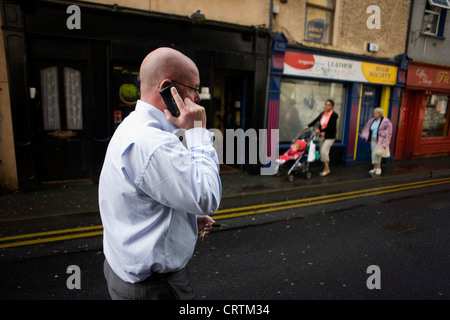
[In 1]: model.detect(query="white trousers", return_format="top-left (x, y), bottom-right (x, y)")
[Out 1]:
top-left (318, 137), bottom-right (335, 163)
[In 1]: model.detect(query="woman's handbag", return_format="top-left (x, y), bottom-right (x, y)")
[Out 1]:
top-left (376, 145), bottom-right (390, 158)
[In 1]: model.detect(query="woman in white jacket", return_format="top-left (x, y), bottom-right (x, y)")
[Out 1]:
top-left (360, 108), bottom-right (393, 175)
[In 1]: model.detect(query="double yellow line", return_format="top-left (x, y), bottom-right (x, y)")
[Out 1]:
top-left (212, 176), bottom-right (450, 219)
top-left (1, 177), bottom-right (449, 249)
top-left (0, 225), bottom-right (103, 249)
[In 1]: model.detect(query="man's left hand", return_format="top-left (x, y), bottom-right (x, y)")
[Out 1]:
top-left (197, 215), bottom-right (215, 240)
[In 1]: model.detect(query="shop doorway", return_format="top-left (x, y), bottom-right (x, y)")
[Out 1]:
top-left (356, 85), bottom-right (382, 162)
top-left (395, 91), bottom-right (413, 159)
top-left (30, 39), bottom-right (91, 182)
top-left (212, 71), bottom-right (248, 169)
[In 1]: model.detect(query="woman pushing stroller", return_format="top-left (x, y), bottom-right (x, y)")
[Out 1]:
top-left (304, 99), bottom-right (339, 176)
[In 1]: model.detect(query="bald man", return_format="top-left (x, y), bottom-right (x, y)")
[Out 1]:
top-left (99, 48), bottom-right (222, 300)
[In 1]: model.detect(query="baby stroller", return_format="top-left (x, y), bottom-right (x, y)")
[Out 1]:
top-left (276, 123), bottom-right (319, 182)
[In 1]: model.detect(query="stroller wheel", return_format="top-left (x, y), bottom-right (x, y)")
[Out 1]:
top-left (305, 172), bottom-right (312, 180)
top-left (275, 169), bottom-right (282, 177)
top-left (286, 174), bottom-right (295, 182)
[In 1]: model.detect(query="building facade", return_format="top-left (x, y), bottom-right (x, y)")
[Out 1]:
top-left (2, 0), bottom-right (432, 192)
top-left (268, 0), bottom-right (411, 165)
top-left (395, 0), bottom-right (450, 159)
top-left (0, 0), bottom-right (272, 191)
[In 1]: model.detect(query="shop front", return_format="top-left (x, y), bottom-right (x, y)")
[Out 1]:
top-left (268, 33), bottom-right (403, 166)
top-left (395, 61), bottom-right (450, 159)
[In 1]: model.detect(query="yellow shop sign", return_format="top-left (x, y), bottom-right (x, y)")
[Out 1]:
top-left (362, 62), bottom-right (398, 85)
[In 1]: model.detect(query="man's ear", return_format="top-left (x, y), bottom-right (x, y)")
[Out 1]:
top-left (159, 79), bottom-right (172, 91)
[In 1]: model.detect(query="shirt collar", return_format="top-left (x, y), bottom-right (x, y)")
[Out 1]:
top-left (135, 100), bottom-right (178, 133)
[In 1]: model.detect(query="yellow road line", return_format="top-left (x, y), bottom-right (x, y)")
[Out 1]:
top-left (0, 225), bottom-right (103, 242)
top-left (1, 177), bottom-right (449, 249)
top-left (213, 178), bottom-right (450, 220)
top-left (214, 177), bottom-right (450, 215)
top-left (0, 231), bottom-right (103, 249)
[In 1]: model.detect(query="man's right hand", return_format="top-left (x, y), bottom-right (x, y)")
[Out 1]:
top-left (164, 86), bottom-right (206, 130)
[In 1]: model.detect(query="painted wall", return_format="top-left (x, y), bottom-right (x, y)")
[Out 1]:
top-left (272, 0), bottom-right (411, 59)
top-left (79, 0), bottom-right (412, 60)
top-left (88, 0), bottom-right (271, 27)
top-left (407, 0), bottom-right (450, 65)
top-left (0, 18), bottom-right (18, 192)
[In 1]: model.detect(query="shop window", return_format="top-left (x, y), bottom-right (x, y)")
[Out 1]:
top-left (40, 66), bottom-right (83, 131)
top-left (422, 95), bottom-right (449, 138)
top-left (278, 79), bottom-right (345, 142)
top-left (112, 65), bottom-right (140, 129)
top-left (305, 0), bottom-right (335, 44)
top-left (421, 1), bottom-right (449, 37)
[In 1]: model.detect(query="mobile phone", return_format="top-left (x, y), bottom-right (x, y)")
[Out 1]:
top-left (160, 84), bottom-right (180, 117)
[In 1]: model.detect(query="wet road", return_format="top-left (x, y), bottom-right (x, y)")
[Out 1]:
top-left (0, 177), bottom-right (449, 303)
top-left (192, 182), bottom-right (450, 300)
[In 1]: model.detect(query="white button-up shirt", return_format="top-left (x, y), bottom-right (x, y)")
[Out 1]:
top-left (99, 100), bottom-right (221, 283)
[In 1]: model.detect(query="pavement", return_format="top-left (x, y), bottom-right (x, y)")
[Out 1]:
top-left (1, 156), bottom-right (450, 228)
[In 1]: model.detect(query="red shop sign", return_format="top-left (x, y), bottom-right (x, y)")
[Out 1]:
top-left (407, 62), bottom-right (450, 91)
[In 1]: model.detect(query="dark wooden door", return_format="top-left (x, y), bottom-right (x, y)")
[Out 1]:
top-left (34, 60), bottom-right (89, 181)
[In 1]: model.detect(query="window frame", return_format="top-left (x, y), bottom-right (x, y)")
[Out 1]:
top-left (304, 0), bottom-right (336, 44)
top-left (428, 0), bottom-right (450, 10)
top-left (421, 2), bottom-right (447, 38)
